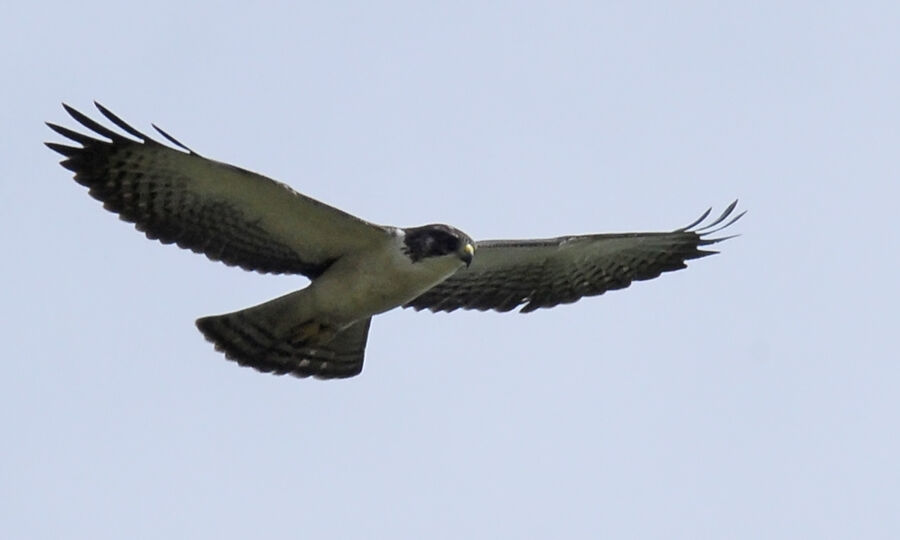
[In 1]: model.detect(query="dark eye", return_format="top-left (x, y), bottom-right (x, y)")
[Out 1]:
top-left (422, 230), bottom-right (458, 256)
top-left (439, 233), bottom-right (459, 252)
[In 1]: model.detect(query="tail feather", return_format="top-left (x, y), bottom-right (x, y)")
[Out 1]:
top-left (196, 309), bottom-right (372, 380)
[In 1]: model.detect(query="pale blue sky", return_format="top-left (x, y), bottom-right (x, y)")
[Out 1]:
top-left (3, 2), bottom-right (899, 538)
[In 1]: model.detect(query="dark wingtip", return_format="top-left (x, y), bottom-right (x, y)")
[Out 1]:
top-left (46, 121), bottom-right (98, 146)
top-left (93, 101), bottom-right (155, 142)
top-left (60, 102), bottom-right (125, 142)
top-left (152, 123), bottom-right (196, 154)
top-left (50, 101), bottom-right (196, 156)
top-left (44, 141), bottom-right (80, 157)
top-left (678, 200), bottom-right (745, 237)
top-left (699, 233), bottom-right (741, 246)
top-left (677, 207), bottom-right (712, 232)
top-left (696, 199), bottom-right (739, 232)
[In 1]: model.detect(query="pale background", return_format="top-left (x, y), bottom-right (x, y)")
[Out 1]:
top-left (3, 2), bottom-right (898, 538)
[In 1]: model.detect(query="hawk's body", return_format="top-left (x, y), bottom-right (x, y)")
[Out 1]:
top-left (47, 103), bottom-right (744, 379)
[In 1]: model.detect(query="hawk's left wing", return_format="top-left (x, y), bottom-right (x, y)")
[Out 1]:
top-left (46, 103), bottom-right (392, 278)
top-left (405, 202), bottom-right (744, 313)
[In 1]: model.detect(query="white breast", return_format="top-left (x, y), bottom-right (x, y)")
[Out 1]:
top-left (307, 232), bottom-right (464, 324)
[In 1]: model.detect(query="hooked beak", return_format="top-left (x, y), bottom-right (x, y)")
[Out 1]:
top-left (462, 243), bottom-right (475, 268)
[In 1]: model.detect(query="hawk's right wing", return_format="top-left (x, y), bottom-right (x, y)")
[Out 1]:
top-left (405, 202), bottom-right (744, 313)
top-left (46, 103), bottom-right (391, 278)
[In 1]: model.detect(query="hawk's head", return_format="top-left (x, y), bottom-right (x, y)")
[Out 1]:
top-left (402, 224), bottom-right (475, 267)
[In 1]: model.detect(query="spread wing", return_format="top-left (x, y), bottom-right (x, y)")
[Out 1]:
top-left (46, 102), bottom-right (391, 278)
top-left (405, 202), bottom-right (745, 313)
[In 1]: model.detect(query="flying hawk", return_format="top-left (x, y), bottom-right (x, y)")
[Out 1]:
top-left (47, 103), bottom-right (744, 380)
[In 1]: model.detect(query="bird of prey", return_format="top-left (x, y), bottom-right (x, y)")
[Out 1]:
top-left (47, 103), bottom-right (744, 380)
